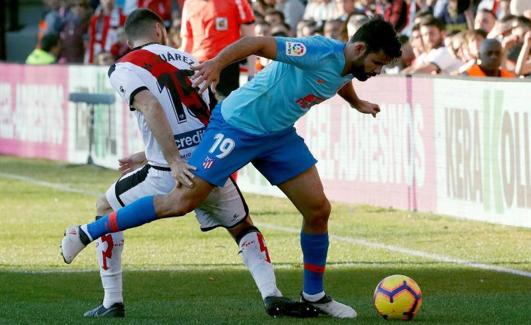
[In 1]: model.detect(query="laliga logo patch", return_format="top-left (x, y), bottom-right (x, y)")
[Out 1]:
top-left (286, 41), bottom-right (306, 56)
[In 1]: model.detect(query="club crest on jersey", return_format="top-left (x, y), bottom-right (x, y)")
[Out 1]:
top-left (286, 42), bottom-right (306, 56)
top-left (202, 157), bottom-right (214, 169)
top-left (215, 17), bottom-right (228, 31)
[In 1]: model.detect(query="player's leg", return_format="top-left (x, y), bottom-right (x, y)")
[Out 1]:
top-left (84, 195), bottom-right (125, 317)
top-left (196, 179), bottom-right (318, 318)
top-left (61, 108), bottom-right (245, 263)
top-left (253, 130), bottom-right (356, 318)
top-left (61, 178), bottom-right (214, 264)
top-left (278, 167), bottom-right (356, 318)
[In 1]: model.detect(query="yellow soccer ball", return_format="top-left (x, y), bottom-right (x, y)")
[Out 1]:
top-left (373, 274), bottom-right (423, 320)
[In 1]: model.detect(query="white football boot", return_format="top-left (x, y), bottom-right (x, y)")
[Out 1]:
top-left (301, 294), bottom-right (357, 318)
top-left (61, 225), bottom-right (90, 264)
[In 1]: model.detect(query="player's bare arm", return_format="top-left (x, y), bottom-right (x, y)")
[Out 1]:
top-left (118, 151), bottom-right (147, 174)
top-left (132, 89), bottom-right (196, 188)
top-left (191, 36), bottom-right (277, 93)
top-left (337, 83), bottom-right (380, 118)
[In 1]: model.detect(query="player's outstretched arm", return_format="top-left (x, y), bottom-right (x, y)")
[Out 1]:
top-left (337, 83), bottom-right (380, 118)
top-left (118, 151), bottom-right (147, 175)
top-left (132, 90), bottom-right (196, 187)
top-left (191, 36), bottom-right (277, 93)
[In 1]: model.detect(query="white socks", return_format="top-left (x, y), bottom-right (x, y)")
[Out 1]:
top-left (95, 232), bottom-right (124, 308)
top-left (239, 231), bottom-right (282, 299)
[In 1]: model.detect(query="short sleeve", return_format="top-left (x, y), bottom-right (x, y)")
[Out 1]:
top-left (235, 0), bottom-right (255, 25)
top-left (274, 36), bottom-right (334, 70)
top-left (108, 64), bottom-right (147, 110)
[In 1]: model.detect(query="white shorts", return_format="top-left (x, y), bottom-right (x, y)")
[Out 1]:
top-left (105, 164), bottom-right (248, 231)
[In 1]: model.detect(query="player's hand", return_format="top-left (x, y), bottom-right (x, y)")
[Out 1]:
top-left (190, 59), bottom-right (222, 94)
top-left (118, 152), bottom-right (147, 175)
top-left (170, 159), bottom-right (197, 188)
top-left (353, 100), bottom-right (380, 118)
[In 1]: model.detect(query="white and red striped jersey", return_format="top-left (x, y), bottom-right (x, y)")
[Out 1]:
top-left (108, 43), bottom-right (212, 167)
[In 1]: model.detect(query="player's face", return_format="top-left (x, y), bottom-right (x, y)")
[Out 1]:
top-left (350, 49), bottom-right (391, 81)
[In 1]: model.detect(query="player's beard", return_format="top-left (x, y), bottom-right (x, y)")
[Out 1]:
top-left (350, 59), bottom-right (369, 81)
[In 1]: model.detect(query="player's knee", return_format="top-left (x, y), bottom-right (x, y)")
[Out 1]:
top-left (303, 198), bottom-right (331, 230)
top-left (96, 195), bottom-right (112, 216)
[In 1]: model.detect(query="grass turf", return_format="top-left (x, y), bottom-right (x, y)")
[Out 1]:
top-left (0, 155), bottom-right (530, 324)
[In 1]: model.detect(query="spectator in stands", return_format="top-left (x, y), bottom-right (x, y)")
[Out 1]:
top-left (375, 0), bottom-right (408, 33)
top-left (271, 22), bottom-right (292, 36)
top-left (255, 21), bottom-right (272, 38)
top-left (403, 16), bottom-right (462, 74)
top-left (275, 0), bottom-right (306, 33)
top-left (477, 0), bottom-right (510, 20)
top-left (384, 34), bottom-right (416, 74)
top-left (463, 38), bottom-right (515, 77)
top-left (345, 13), bottom-right (369, 39)
top-left (474, 9), bottom-right (497, 34)
top-left (124, 0), bottom-right (172, 27)
top-left (181, 0), bottom-right (256, 99)
top-left (85, 0), bottom-right (126, 63)
top-left (168, 19), bottom-right (182, 49)
top-left (39, 0), bottom-right (68, 38)
top-left (60, 0), bottom-right (90, 63)
top-left (515, 31), bottom-right (531, 76)
top-left (434, 0), bottom-right (470, 32)
top-left (264, 9), bottom-right (286, 27)
top-left (95, 51), bottom-right (115, 65)
top-left (303, 0), bottom-right (339, 25)
top-left (26, 33), bottom-right (61, 64)
top-left (335, 0), bottom-right (357, 21)
top-left (455, 29), bottom-right (488, 73)
top-left (511, 16), bottom-right (531, 42)
top-left (323, 18), bottom-right (347, 41)
top-left (297, 19), bottom-right (318, 37)
top-left (510, 0), bottom-right (531, 19)
top-left (487, 14), bottom-right (515, 40)
top-left (409, 23), bottom-right (426, 60)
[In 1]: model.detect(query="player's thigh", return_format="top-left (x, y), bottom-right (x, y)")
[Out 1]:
top-left (252, 127), bottom-right (318, 187)
top-left (277, 165), bottom-right (330, 220)
top-left (194, 177), bottom-right (249, 232)
top-left (96, 194), bottom-right (113, 215)
top-left (105, 165), bottom-right (175, 211)
top-left (188, 108), bottom-right (264, 187)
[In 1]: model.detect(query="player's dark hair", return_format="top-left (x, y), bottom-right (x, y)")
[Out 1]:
top-left (124, 8), bottom-right (164, 41)
top-left (41, 33), bottom-right (59, 52)
top-left (349, 17), bottom-right (401, 59)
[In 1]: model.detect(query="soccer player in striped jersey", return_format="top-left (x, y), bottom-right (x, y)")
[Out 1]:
top-left (68, 9), bottom-right (317, 318)
top-left (62, 14), bottom-right (402, 319)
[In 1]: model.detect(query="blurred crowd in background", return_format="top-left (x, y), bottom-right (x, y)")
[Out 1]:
top-left (25, 0), bottom-right (531, 78)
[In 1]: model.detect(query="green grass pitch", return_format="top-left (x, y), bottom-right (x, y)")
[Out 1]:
top-left (0, 156), bottom-right (530, 324)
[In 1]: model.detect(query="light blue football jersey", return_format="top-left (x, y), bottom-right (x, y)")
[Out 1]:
top-left (220, 35), bottom-right (354, 135)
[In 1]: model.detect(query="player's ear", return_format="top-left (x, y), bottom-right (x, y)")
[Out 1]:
top-left (127, 39), bottom-right (134, 49)
top-left (353, 42), bottom-right (367, 57)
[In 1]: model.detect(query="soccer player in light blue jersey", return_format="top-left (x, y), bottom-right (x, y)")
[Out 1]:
top-left (62, 18), bottom-right (401, 318)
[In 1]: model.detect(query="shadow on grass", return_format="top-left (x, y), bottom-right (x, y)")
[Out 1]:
top-left (1, 267), bottom-right (530, 324)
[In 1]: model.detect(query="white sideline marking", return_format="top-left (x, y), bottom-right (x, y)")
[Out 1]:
top-left (0, 172), bottom-right (100, 197)
top-left (257, 223), bottom-right (531, 279)
top-left (1, 172), bottom-right (530, 278)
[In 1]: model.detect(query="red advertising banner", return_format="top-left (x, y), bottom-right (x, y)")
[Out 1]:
top-left (0, 64), bottom-right (70, 160)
